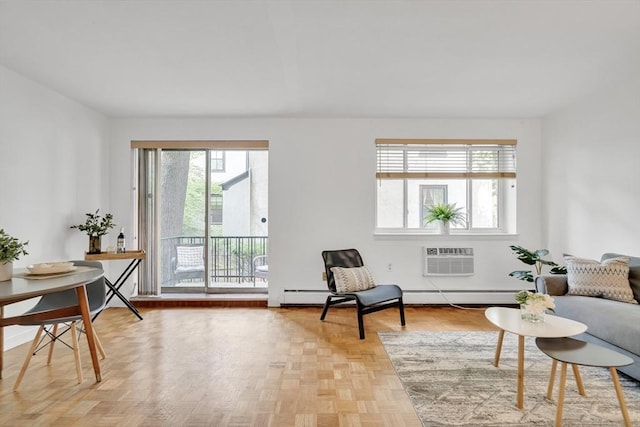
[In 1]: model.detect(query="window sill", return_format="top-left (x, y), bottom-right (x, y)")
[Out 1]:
top-left (374, 232), bottom-right (519, 241)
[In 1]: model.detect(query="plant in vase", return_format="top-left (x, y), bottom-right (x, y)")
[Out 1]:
top-left (423, 203), bottom-right (465, 234)
top-left (70, 210), bottom-right (115, 254)
top-left (0, 229), bottom-right (29, 281)
top-left (515, 290), bottom-right (555, 322)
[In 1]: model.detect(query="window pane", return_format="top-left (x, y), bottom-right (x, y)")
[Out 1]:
top-left (211, 150), bottom-right (225, 172)
top-left (437, 180), bottom-right (467, 229)
top-left (376, 180), bottom-right (404, 228)
top-left (471, 179), bottom-right (498, 228)
top-left (159, 150), bottom-right (206, 289)
top-left (407, 180), bottom-right (423, 228)
top-left (410, 179), bottom-right (466, 229)
top-left (420, 185), bottom-right (447, 230)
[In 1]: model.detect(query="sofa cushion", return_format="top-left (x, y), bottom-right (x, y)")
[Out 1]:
top-left (565, 256), bottom-right (638, 304)
top-left (331, 266), bottom-right (375, 293)
top-left (602, 253), bottom-right (640, 303)
top-left (553, 295), bottom-right (640, 356)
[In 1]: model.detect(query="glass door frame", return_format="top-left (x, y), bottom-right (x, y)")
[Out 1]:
top-left (133, 140), bottom-right (269, 296)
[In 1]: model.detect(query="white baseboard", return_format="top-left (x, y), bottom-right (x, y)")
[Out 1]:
top-left (4, 325), bottom-right (38, 350)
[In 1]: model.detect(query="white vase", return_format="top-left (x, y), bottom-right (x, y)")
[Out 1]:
top-left (520, 303), bottom-right (545, 323)
top-left (439, 221), bottom-right (450, 235)
top-left (0, 261), bottom-right (13, 281)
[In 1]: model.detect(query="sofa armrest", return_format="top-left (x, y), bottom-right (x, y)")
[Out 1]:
top-left (535, 274), bottom-right (568, 296)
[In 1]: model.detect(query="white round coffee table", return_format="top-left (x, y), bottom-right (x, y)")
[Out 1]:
top-left (484, 306), bottom-right (587, 409)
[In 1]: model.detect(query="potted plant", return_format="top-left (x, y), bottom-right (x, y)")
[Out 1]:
top-left (70, 210), bottom-right (116, 254)
top-left (515, 290), bottom-right (555, 322)
top-left (424, 203), bottom-right (466, 234)
top-left (0, 229), bottom-right (29, 281)
top-left (508, 245), bottom-right (566, 282)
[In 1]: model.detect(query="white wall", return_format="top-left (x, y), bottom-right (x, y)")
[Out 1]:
top-left (110, 117), bottom-right (544, 306)
top-left (0, 65), bottom-right (110, 348)
top-left (542, 75), bottom-right (640, 260)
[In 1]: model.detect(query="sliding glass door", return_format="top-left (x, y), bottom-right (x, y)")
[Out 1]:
top-left (136, 141), bottom-right (268, 295)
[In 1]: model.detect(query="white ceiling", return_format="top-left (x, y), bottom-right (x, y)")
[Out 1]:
top-left (1, 0), bottom-right (639, 118)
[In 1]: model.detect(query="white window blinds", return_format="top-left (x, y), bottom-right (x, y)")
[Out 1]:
top-left (375, 139), bottom-right (517, 179)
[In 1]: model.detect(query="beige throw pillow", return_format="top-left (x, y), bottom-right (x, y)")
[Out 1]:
top-left (565, 256), bottom-right (638, 304)
top-left (331, 266), bottom-right (375, 293)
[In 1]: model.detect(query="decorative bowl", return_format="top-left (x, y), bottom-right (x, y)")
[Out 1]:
top-left (26, 262), bottom-right (75, 275)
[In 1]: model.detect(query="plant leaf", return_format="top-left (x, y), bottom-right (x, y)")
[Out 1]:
top-left (550, 265), bottom-right (567, 274)
top-left (533, 249), bottom-right (549, 258)
top-left (509, 271), bottom-right (534, 282)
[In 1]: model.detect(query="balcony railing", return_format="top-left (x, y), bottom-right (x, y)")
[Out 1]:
top-left (160, 235), bottom-right (268, 287)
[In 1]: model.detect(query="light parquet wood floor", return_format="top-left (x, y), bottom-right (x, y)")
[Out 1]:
top-left (0, 305), bottom-right (497, 427)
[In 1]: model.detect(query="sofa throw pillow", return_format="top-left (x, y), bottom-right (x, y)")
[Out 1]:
top-left (331, 266), bottom-right (375, 293)
top-left (176, 246), bottom-right (204, 269)
top-left (602, 253), bottom-right (640, 304)
top-left (565, 256), bottom-right (638, 304)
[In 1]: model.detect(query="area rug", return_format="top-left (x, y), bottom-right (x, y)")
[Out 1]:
top-left (378, 331), bottom-right (640, 426)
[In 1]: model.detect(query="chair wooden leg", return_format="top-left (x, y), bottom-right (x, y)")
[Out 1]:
top-left (70, 321), bottom-right (83, 384)
top-left (320, 296), bottom-right (332, 320)
top-left (46, 323), bottom-right (59, 364)
top-left (78, 321), bottom-right (106, 359)
top-left (93, 329), bottom-right (106, 360)
top-left (14, 326), bottom-right (45, 391)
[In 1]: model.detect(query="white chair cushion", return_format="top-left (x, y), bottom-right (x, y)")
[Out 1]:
top-left (176, 246), bottom-right (204, 269)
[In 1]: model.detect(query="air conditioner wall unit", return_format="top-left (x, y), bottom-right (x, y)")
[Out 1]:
top-left (423, 247), bottom-right (474, 276)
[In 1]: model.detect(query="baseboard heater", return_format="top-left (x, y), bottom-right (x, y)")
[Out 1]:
top-left (280, 289), bottom-right (522, 307)
top-left (282, 289), bottom-right (519, 294)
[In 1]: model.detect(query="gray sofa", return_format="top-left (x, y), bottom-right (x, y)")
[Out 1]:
top-left (535, 253), bottom-right (640, 381)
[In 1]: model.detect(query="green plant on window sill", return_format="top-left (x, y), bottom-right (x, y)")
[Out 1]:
top-left (70, 210), bottom-right (116, 236)
top-left (508, 245), bottom-right (566, 283)
top-left (423, 203), bottom-right (466, 227)
top-left (0, 229), bottom-right (29, 263)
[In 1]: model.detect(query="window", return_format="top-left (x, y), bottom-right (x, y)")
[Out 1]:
top-left (210, 193), bottom-right (223, 224)
top-left (132, 140), bottom-right (269, 296)
top-left (211, 150), bottom-right (225, 172)
top-left (375, 139), bottom-right (517, 234)
top-left (420, 185), bottom-right (447, 231)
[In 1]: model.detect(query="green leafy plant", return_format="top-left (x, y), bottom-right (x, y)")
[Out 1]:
top-left (0, 229), bottom-right (29, 263)
top-left (508, 245), bottom-right (566, 282)
top-left (424, 203), bottom-right (466, 226)
top-left (70, 210), bottom-right (116, 236)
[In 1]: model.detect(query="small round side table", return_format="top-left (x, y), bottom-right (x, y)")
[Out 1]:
top-left (536, 337), bottom-right (634, 427)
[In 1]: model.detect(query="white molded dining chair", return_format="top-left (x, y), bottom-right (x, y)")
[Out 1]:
top-left (13, 260), bottom-right (107, 391)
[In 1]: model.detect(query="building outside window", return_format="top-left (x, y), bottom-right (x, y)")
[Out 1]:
top-left (211, 150), bottom-right (225, 172)
top-left (210, 192), bottom-right (223, 225)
